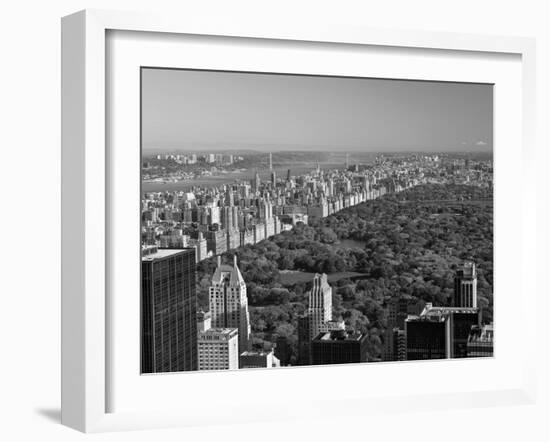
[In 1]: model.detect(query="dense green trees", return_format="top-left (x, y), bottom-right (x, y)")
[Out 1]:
top-left (196, 184), bottom-right (493, 363)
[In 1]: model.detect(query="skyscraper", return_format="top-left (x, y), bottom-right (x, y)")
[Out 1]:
top-left (405, 303), bottom-right (480, 360)
top-left (405, 313), bottom-right (450, 360)
top-left (307, 273), bottom-right (333, 341)
top-left (297, 314), bottom-right (311, 365)
top-left (253, 170), bottom-right (261, 192)
top-left (141, 246), bottom-right (197, 373)
top-left (454, 261), bottom-right (478, 308)
top-left (298, 273), bottom-right (337, 365)
top-left (209, 255), bottom-right (251, 354)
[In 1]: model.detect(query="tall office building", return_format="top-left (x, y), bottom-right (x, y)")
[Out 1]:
top-left (253, 171), bottom-right (261, 192)
top-left (198, 328), bottom-right (239, 371)
top-left (274, 336), bottom-right (291, 366)
top-left (297, 314), bottom-right (311, 365)
top-left (405, 313), bottom-right (450, 360)
top-left (449, 309), bottom-right (481, 357)
top-left (311, 330), bottom-right (368, 365)
top-left (209, 255), bottom-right (251, 354)
top-left (454, 261), bottom-right (478, 308)
top-left (141, 247), bottom-right (197, 373)
top-left (405, 303), bottom-right (480, 360)
top-left (225, 185), bottom-right (234, 206)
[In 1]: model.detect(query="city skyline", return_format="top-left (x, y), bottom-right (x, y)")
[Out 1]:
top-left (141, 151), bottom-right (494, 372)
top-left (142, 68), bottom-right (493, 153)
top-left (140, 69), bottom-right (493, 374)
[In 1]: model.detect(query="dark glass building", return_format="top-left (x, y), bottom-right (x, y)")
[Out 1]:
top-left (274, 336), bottom-right (291, 366)
top-left (405, 304), bottom-right (481, 360)
top-left (311, 330), bottom-right (368, 365)
top-left (141, 246), bottom-right (197, 373)
top-left (297, 314), bottom-right (311, 365)
top-left (405, 316), bottom-right (450, 360)
top-left (449, 310), bottom-right (481, 358)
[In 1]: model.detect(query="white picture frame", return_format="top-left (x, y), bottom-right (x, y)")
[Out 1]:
top-left (61, 9), bottom-right (537, 433)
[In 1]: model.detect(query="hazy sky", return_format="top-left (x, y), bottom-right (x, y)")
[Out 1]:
top-left (142, 68), bottom-right (493, 152)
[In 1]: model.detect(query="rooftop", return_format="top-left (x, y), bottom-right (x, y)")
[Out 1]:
top-left (211, 255), bottom-right (245, 286)
top-left (198, 328), bottom-right (238, 338)
top-left (141, 247), bottom-right (194, 261)
top-left (313, 330), bottom-right (364, 341)
top-left (240, 350), bottom-right (274, 357)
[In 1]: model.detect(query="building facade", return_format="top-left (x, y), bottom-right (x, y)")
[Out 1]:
top-left (297, 314), bottom-right (311, 365)
top-left (239, 350), bottom-right (281, 369)
top-left (307, 273), bottom-right (333, 341)
top-left (467, 324), bottom-right (494, 357)
top-left (297, 273), bottom-right (337, 365)
top-left (209, 255), bottom-right (251, 355)
top-left (311, 330), bottom-right (368, 365)
top-left (141, 247), bottom-right (198, 373)
top-left (405, 303), bottom-right (481, 360)
top-left (198, 328), bottom-right (239, 371)
top-left (454, 261), bottom-right (478, 308)
top-left (405, 314), bottom-right (450, 360)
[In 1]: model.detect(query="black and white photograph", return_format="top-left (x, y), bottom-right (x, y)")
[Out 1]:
top-left (140, 68), bottom-right (494, 374)
top-left (5, 0), bottom-right (548, 439)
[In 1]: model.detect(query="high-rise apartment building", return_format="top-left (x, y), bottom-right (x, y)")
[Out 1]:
top-left (298, 273), bottom-right (336, 365)
top-left (209, 256), bottom-right (251, 354)
top-left (454, 261), bottom-right (478, 308)
top-left (198, 328), bottom-right (239, 371)
top-left (141, 247), bottom-right (197, 373)
top-left (307, 273), bottom-right (333, 341)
